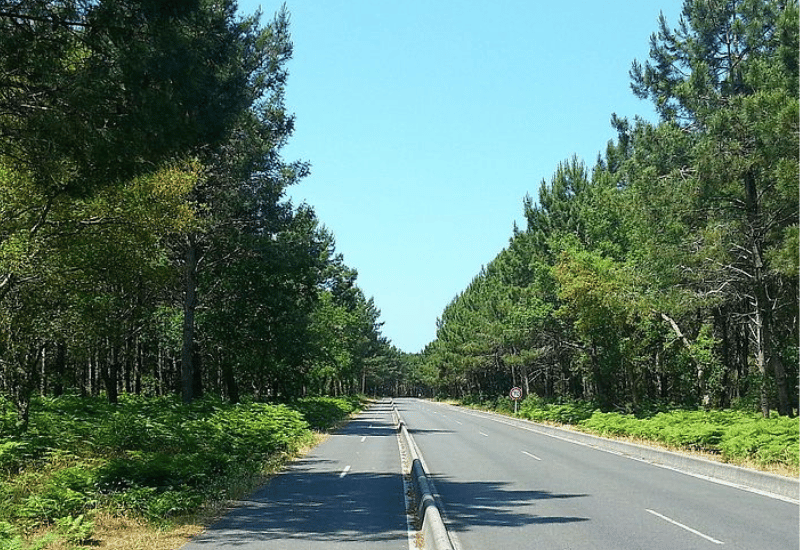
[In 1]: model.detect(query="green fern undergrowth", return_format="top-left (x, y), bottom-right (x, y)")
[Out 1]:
top-left (0, 394), bottom-right (366, 550)
top-left (456, 396), bottom-right (799, 478)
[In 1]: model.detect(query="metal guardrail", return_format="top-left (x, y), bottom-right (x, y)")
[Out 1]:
top-left (392, 401), bottom-right (455, 550)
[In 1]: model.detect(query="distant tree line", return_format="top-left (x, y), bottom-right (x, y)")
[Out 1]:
top-left (423, 0), bottom-right (798, 417)
top-left (0, 0), bottom-right (396, 428)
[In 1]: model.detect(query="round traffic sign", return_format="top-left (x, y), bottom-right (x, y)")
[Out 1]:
top-left (509, 386), bottom-right (523, 400)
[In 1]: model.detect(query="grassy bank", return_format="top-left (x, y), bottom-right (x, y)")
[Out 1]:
top-left (457, 395), bottom-right (799, 475)
top-left (0, 394), bottom-right (365, 550)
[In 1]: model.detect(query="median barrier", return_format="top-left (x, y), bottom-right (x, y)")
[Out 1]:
top-left (392, 401), bottom-right (455, 550)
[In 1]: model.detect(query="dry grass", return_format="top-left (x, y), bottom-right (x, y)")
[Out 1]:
top-left (90, 514), bottom-right (205, 550)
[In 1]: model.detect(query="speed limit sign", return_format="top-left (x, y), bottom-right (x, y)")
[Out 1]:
top-left (509, 387), bottom-right (523, 401)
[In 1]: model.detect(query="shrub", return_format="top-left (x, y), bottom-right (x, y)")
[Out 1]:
top-left (1, 394), bottom-right (327, 539)
top-left (54, 514), bottom-right (95, 545)
top-left (0, 521), bottom-right (23, 550)
top-left (519, 398), bottom-right (596, 424)
top-left (0, 442), bottom-right (29, 477)
top-left (291, 396), bottom-right (365, 431)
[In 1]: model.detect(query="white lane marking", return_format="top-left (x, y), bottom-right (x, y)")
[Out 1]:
top-left (646, 509), bottom-right (724, 545)
top-left (522, 450), bottom-right (542, 461)
top-left (444, 404), bottom-right (798, 504)
top-left (339, 465), bottom-right (351, 478)
top-left (453, 419), bottom-right (463, 425)
top-left (479, 431), bottom-right (489, 437)
top-left (361, 436), bottom-right (367, 442)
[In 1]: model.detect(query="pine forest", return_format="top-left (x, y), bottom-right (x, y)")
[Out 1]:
top-left (0, 1), bottom-right (797, 548)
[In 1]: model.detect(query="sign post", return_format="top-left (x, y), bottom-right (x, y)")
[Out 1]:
top-left (509, 386), bottom-right (522, 415)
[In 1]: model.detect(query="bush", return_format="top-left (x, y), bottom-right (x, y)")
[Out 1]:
top-left (518, 398), bottom-right (596, 424)
top-left (54, 514), bottom-right (94, 545)
top-left (719, 416), bottom-right (800, 467)
top-left (0, 393), bottom-right (334, 541)
top-left (290, 396), bottom-right (365, 431)
top-left (0, 521), bottom-right (23, 550)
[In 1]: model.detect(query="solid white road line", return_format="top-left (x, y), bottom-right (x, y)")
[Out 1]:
top-left (445, 404), bottom-right (797, 504)
top-left (646, 509), bottom-right (724, 545)
top-left (522, 450), bottom-right (542, 461)
top-left (339, 465), bottom-right (351, 478)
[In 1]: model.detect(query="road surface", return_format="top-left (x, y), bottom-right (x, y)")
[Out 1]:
top-left (396, 398), bottom-right (799, 550)
top-left (181, 398), bottom-right (409, 549)
top-left (181, 397), bottom-right (798, 549)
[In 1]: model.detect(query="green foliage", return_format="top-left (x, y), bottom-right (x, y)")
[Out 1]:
top-left (423, 0), bottom-right (798, 418)
top-left (518, 397), bottom-right (596, 424)
top-left (0, 394), bottom-right (368, 540)
top-left (54, 514), bottom-right (94, 545)
top-left (0, 442), bottom-right (29, 476)
top-left (291, 396), bottom-right (366, 431)
top-left (0, 0), bottom-right (389, 422)
top-left (578, 409), bottom-right (798, 467)
top-left (0, 523), bottom-right (24, 550)
top-left (0, 514), bottom-right (92, 550)
top-left (719, 416), bottom-right (800, 467)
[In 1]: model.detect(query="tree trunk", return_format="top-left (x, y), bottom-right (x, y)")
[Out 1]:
top-left (660, 313), bottom-right (709, 405)
top-left (12, 346), bottom-right (43, 431)
top-left (103, 345), bottom-right (119, 404)
top-left (52, 341), bottom-right (66, 397)
top-left (181, 237), bottom-right (199, 404)
top-left (222, 359), bottom-right (239, 404)
top-left (770, 353), bottom-right (792, 418)
top-left (521, 363), bottom-right (530, 397)
top-left (744, 169), bottom-right (792, 417)
top-left (192, 349), bottom-right (203, 399)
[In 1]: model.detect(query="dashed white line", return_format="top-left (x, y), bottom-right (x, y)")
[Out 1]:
top-left (361, 436), bottom-right (367, 442)
top-left (445, 405), bottom-right (797, 503)
top-left (646, 509), bottom-right (724, 545)
top-left (479, 431), bottom-right (489, 437)
top-left (339, 465), bottom-right (351, 478)
top-left (522, 450), bottom-right (542, 461)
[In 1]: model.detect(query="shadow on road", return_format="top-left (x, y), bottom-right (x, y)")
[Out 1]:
top-left (185, 469), bottom-right (587, 548)
top-left (429, 477), bottom-right (590, 531)
top-left (186, 469), bottom-right (407, 546)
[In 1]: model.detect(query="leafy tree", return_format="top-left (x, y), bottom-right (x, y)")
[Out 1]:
top-left (424, 1), bottom-right (798, 417)
top-left (629, 0), bottom-right (798, 416)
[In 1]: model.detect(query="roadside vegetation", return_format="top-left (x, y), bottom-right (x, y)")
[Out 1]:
top-left (458, 395), bottom-right (799, 475)
top-left (420, 1), bottom-right (798, 428)
top-left (0, 394), bottom-right (365, 550)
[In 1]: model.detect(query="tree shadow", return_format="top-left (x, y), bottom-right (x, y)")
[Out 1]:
top-left (183, 468), bottom-right (588, 548)
top-left (184, 469), bottom-right (408, 546)
top-left (429, 476), bottom-right (590, 531)
top-left (182, 400), bottom-right (588, 547)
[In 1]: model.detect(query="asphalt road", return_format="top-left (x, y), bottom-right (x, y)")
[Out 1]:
top-left (181, 398), bottom-right (410, 549)
top-left (396, 398), bottom-right (799, 550)
top-left (181, 397), bottom-right (798, 549)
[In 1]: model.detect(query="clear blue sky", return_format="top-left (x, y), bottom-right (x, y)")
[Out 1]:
top-left (237, 1), bottom-right (685, 353)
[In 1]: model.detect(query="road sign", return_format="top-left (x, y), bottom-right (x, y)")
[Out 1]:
top-left (509, 387), bottom-right (522, 400)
